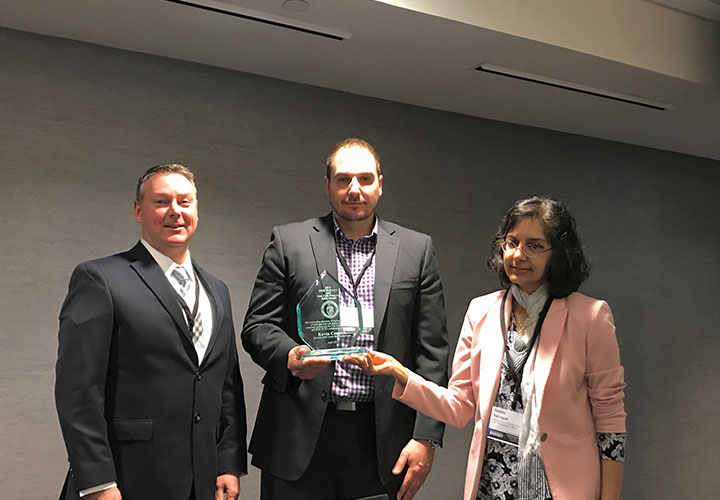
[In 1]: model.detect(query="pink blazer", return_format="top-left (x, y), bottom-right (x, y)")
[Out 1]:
top-left (395, 290), bottom-right (626, 500)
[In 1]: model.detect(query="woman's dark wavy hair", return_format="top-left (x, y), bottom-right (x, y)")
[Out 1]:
top-left (487, 196), bottom-right (590, 298)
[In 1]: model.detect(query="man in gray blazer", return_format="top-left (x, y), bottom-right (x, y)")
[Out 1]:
top-left (242, 138), bottom-right (449, 500)
top-left (55, 164), bottom-right (247, 500)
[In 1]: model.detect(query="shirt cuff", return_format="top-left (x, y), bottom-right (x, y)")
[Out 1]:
top-left (597, 432), bottom-right (626, 462)
top-left (79, 481), bottom-right (117, 497)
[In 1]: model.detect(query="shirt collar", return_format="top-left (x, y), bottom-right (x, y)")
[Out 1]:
top-left (332, 215), bottom-right (378, 243)
top-left (140, 239), bottom-right (193, 278)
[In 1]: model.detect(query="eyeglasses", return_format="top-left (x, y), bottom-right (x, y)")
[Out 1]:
top-left (500, 239), bottom-right (551, 259)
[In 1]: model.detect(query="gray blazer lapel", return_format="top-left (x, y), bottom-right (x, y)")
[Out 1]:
top-left (128, 243), bottom-right (194, 346)
top-left (307, 215), bottom-right (338, 390)
top-left (194, 263), bottom-right (222, 363)
top-left (309, 215), bottom-right (338, 280)
top-left (373, 221), bottom-right (399, 339)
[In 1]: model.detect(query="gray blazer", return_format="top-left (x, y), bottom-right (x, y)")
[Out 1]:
top-left (242, 214), bottom-right (449, 483)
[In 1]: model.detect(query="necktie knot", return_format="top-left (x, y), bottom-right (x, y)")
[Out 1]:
top-left (171, 267), bottom-right (191, 296)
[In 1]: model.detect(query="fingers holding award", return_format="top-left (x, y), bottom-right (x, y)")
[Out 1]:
top-left (344, 350), bottom-right (410, 385)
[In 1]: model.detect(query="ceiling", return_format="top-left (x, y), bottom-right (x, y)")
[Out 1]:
top-left (647, 0), bottom-right (720, 22)
top-left (1, 0), bottom-right (719, 160)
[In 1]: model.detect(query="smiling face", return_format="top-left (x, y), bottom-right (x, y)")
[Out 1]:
top-left (325, 144), bottom-right (383, 224)
top-left (502, 217), bottom-right (552, 294)
top-left (133, 172), bottom-right (198, 262)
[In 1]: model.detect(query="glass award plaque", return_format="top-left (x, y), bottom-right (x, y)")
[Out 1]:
top-left (297, 270), bottom-right (367, 360)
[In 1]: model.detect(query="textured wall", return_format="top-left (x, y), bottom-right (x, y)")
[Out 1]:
top-left (1, 27), bottom-right (718, 499)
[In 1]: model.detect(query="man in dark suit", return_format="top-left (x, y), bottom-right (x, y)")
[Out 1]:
top-left (242, 139), bottom-right (449, 500)
top-left (55, 164), bottom-right (247, 500)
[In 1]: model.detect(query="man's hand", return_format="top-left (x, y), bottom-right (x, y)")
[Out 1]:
top-left (392, 439), bottom-right (435, 500)
top-left (216, 473), bottom-right (240, 500)
top-left (287, 345), bottom-right (330, 380)
top-left (85, 487), bottom-right (122, 500)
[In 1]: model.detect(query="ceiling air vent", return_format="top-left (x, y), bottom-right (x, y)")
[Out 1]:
top-left (476, 63), bottom-right (675, 111)
top-left (162, 0), bottom-right (352, 40)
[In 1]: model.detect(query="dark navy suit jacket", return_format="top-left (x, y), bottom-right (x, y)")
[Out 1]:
top-left (56, 242), bottom-right (246, 500)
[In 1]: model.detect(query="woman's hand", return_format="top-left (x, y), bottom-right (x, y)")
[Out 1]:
top-left (345, 351), bottom-right (409, 385)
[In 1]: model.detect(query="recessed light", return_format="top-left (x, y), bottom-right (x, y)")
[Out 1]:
top-left (283, 0), bottom-right (310, 13)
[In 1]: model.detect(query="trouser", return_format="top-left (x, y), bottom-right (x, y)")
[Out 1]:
top-left (260, 402), bottom-right (402, 500)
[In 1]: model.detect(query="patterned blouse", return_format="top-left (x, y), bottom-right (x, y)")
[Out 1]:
top-left (477, 316), bottom-right (626, 500)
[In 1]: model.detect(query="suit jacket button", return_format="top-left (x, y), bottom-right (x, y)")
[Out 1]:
top-left (540, 432), bottom-right (548, 442)
top-left (196, 372), bottom-right (202, 381)
top-left (194, 412), bottom-right (201, 423)
top-left (321, 389), bottom-right (328, 400)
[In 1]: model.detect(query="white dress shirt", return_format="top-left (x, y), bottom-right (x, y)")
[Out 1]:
top-left (140, 239), bottom-right (214, 362)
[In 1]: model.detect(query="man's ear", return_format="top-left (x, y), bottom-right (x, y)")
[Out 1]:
top-left (133, 201), bottom-right (142, 223)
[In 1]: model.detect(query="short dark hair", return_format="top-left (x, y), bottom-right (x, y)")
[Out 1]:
top-left (487, 196), bottom-right (590, 298)
top-left (135, 164), bottom-right (195, 203)
top-left (325, 138), bottom-right (381, 178)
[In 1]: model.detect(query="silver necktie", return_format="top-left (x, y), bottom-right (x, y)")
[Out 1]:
top-left (171, 267), bottom-right (203, 343)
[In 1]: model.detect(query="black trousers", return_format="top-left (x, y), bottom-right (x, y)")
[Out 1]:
top-left (261, 404), bottom-right (402, 500)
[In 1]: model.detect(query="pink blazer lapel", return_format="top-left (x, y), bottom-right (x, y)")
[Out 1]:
top-left (478, 291), bottom-right (511, 415)
top-left (534, 297), bottom-right (568, 412)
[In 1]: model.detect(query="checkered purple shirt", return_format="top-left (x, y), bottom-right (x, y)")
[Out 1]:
top-left (330, 216), bottom-right (377, 403)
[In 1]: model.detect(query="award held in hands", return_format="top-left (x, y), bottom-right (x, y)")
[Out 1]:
top-left (297, 270), bottom-right (367, 360)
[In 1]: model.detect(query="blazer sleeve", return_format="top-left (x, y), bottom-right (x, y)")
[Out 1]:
top-left (408, 237), bottom-right (450, 442)
top-left (55, 262), bottom-right (117, 491)
top-left (241, 226), bottom-right (300, 391)
top-left (216, 281), bottom-right (249, 475)
top-left (396, 300), bottom-right (477, 429)
top-left (585, 300), bottom-right (626, 433)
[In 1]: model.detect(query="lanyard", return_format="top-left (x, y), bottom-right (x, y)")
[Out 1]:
top-left (175, 268), bottom-right (201, 329)
top-left (335, 243), bottom-right (376, 298)
top-left (499, 287), bottom-right (553, 409)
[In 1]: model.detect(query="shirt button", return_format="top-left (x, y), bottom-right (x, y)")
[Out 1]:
top-left (540, 432), bottom-right (548, 442)
top-left (321, 389), bottom-right (328, 401)
top-left (194, 412), bottom-right (201, 423)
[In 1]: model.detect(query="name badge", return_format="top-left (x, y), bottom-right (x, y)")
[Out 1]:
top-left (486, 406), bottom-right (523, 447)
top-left (339, 306), bottom-right (375, 333)
top-left (361, 307), bottom-right (374, 332)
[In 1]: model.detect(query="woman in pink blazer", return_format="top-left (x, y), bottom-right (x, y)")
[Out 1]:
top-left (349, 197), bottom-right (626, 500)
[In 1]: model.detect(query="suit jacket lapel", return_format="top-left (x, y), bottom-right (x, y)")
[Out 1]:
top-left (309, 214), bottom-right (339, 281)
top-left (534, 297), bottom-right (568, 413)
top-left (373, 219), bottom-right (399, 341)
top-left (306, 215), bottom-right (337, 390)
top-left (194, 263), bottom-right (222, 363)
top-left (128, 243), bottom-right (194, 348)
